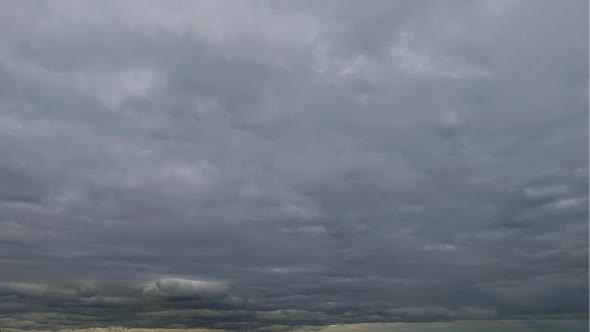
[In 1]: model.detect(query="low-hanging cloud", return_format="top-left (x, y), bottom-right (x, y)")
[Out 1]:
top-left (143, 278), bottom-right (230, 299)
top-left (0, 0), bottom-right (587, 330)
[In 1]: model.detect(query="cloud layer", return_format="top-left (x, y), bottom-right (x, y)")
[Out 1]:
top-left (0, 0), bottom-right (587, 330)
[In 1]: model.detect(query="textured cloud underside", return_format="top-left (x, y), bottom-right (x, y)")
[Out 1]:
top-left (0, 0), bottom-right (587, 330)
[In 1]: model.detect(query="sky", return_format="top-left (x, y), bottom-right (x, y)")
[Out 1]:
top-left (0, 0), bottom-right (588, 331)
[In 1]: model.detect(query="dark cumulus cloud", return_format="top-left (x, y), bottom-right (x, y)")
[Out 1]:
top-left (0, 0), bottom-right (587, 331)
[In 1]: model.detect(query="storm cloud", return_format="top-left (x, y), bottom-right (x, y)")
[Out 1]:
top-left (0, 0), bottom-right (587, 330)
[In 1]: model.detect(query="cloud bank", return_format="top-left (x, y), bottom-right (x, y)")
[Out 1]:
top-left (0, 0), bottom-right (587, 330)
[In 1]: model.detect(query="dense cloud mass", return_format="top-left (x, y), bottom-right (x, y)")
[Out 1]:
top-left (0, 0), bottom-right (588, 330)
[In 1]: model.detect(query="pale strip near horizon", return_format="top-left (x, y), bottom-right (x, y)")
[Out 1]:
top-left (1, 320), bottom-right (587, 332)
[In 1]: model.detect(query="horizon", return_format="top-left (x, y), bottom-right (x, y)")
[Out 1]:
top-left (1, 320), bottom-right (589, 332)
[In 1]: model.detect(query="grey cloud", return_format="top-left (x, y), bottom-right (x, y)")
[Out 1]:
top-left (0, 0), bottom-right (587, 330)
top-left (143, 278), bottom-right (230, 299)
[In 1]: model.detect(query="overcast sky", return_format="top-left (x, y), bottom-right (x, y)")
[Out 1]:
top-left (0, 0), bottom-right (588, 331)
